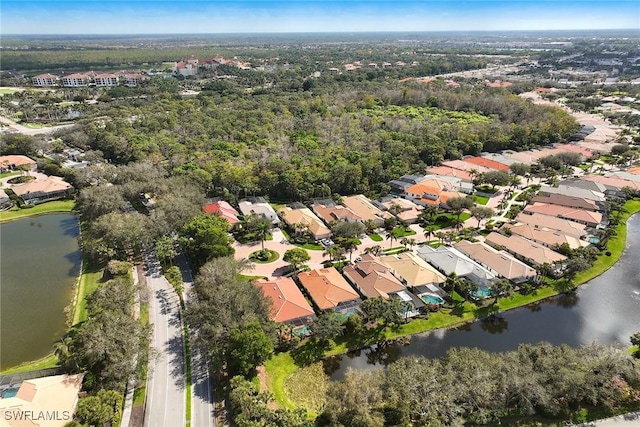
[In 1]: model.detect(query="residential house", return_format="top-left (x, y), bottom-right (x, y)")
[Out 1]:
top-left (203, 200), bottom-right (240, 225)
top-left (403, 180), bottom-right (466, 209)
top-left (454, 240), bottom-right (537, 283)
top-left (312, 203), bottom-right (360, 225)
top-left (480, 152), bottom-right (518, 166)
top-left (505, 223), bottom-right (590, 249)
top-left (0, 155), bottom-right (37, 172)
top-left (10, 176), bottom-right (74, 205)
top-left (423, 174), bottom-right (474, 194)
top-left (342, 194), bottom-right (393, 227)
top-left (531, 194), bottom-right (600, 212)
top-left (515, 212), bottom-right (587, 238)
top-left (524, 203), bottom-right (603, 227)
top-left (426, 166), bottom-right (473, 182)
top-left (254, 277), bottom-right (315, 326)
top-left (238, 198), bottom-right (280, 225)
top-left (343, 254), bottom-right (424, 317)
top-left (375, 196), bottom-right (423, 224)
top-left (61, 73), bottom-right (88, 87)
top-left (297, 267), bottom-right (361, 313)
top-left (31, 73), bottom-right (59, 87)
top-left (485, 232), bottom-right (567, 267)
top-left (537, 185), bottom-right (606, 204)
top-left (463, 156), bottom-right (510, 171)
top-left (0, 373), bottom-right (84, 427)
top-left (379, 251), bottom-right (446, 290)
top-left (416, 245), bottom-right (496, 287)
top-left (94, 73), bottom-right (119, 86)
top-left (583, 174), bottom-right (640, 193)
top-left (388, 174), bottom-right (428, 194)
top-left (441, 160), bottom-right (493, 175)
top-left (279, 207), bottom-right (331, 240)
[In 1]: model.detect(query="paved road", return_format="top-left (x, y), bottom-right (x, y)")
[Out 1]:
top-left (575, 411), bottom-right (640, 426)
top-left (144, 252), bottom-right (186, 427)
top-left (176, 251), bottom-right (216, 427)
top-left (0, 115), bottom-right (74, 135)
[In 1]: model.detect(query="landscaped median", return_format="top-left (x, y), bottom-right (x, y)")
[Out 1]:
top-left (265, 199), bottom-right (640, 410)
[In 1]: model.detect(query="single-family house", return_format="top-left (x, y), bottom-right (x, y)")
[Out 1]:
top-left (463, 156), bottom-right (510, 171)
top-left (524, 203), bottom-right (603, 228)
top-left (531, 194), bottom-right (600, 212)
top-left (379, 251), bottom-right (446, 289)
top-left (297, 267), bottom-right (361, 313)
top-left (485, 232), bottom-right (567, 267)
top-left (0, 373), bottom-right (84, 427)
top-left (583, 174), bottom-right (640, 193)
top-left (441, 160), bottom-right (493, 175)
top-left (342, 194), bottom-right (393, 227)
top-left (480, 152), bottom-right (518, 166)
top-left (454, 240), bottom-right (537, 283)
top-left (388, 174), bottom-right (428, 194)
top-left (515, 212), bottom-right (587, 238)
top-left (426, 166), bottom-right (473, 182)
top-left (254, 277), bottom-right (315, 326)
top-left (312, 203), bottom-right (360, 225)
top-left (279, 207), bottom-right (331, 240)
top-left (11, 176), bottom-right (74, 205)
top-left (0, 155), bottom-right (37, 172)
top-left (203, 200), bottom-right (240, 225)
top-left (416, 245), bottom-right (496, 287)
top-left (375, 196), bottom-right (423, 224)
top-left (505, 223), bottom-right (590, 249)
top-left (403, 181), bottom-right (466, 209)
top-left (537, 185), bottom-right (606, 204)
top-left (0, 188), bottom-right (12, 210)
top-left (238, 198), bottom-right (280, 225)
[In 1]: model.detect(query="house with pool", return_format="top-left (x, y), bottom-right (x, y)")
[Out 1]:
top-left (254, 277), bottom-right (316, 332)
top-left (343, 254), bottom-right (424, 317)
top-left (379, 252), bottom-right (448, 304)
top-left (297, 267), bottom-right (361, 315)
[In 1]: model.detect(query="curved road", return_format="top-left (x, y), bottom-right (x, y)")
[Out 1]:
top-left (144, 252), bottom-right (186, 427)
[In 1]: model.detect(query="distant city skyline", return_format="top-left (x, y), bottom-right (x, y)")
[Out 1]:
top-left (1, 1), bottom-right (638, 35)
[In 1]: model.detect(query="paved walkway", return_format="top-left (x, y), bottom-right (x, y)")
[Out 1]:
top-left (575, 411), bottom-right (640, 426)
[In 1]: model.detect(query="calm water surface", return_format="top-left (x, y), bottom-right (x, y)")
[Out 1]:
top-left (330, 214), bottom-right (640, 380)
top-left (0, 214), bottom-right (81, 370)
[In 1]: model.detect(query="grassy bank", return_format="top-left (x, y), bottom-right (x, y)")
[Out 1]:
top-left (72, 259), bottom-right (105, 325)
top-left (0, 200), bottom-right (75, 223)
top-left (265, 200), bottom-right (640, 410)
top-left (0, 353), bottom-right (59, 375)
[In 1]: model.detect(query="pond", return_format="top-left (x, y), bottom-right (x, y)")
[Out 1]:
top-left (0, 213), bottom-right (81, 371)
top-left (329, 213), bottom-right (640, 380)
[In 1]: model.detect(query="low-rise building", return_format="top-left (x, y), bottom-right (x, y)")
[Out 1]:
top-left (31, 73), bottom-right (59, 87)
top-left (515, 212), bottom-right (587, 238)
top-left (375, 196), bottom-right (423, 224)
top-left (312, 203), bottom-right (360, 225)
top-left (505, 223), bottom-right (589, 250)
top-left (342, 194), bottom-right (393, 227)
top-left (238, 198), bottom-right (280, 225)
top-left (0, 155), bottom-right (37, 172)
top-left (0, 188), bottom-right (12, 210)
top-left (463, 156), bottom-right (510, 171)
top-left (203, 200), bottom-right (240, 225)
top-left (94, 73), bottom-right (119, 86)
top-left (403, 180), bottom-right (466, 209)
top-left (524, 203), bottom-right (603, 228)
top-left (11, 176), bottom-right (74, 205)
top-left (416, 245), bottom-right (496, 287)
top-left (297, 267), bottom-right (361, 313)
top-left (485, 232), bottom-right (567, 267)
top-left (61, 73), bottom-right (88, 87)
top-left (380, 251), bottom-right (446, 289)
top-left (454, 240), bottom-right (537, 283)
top-left (123, 73), bottom-right (148, 86)
top-left (537, 185), bottom-right (606, 204)
top-left (279, 206), bottom-right (331, 240)
top-left (254, 277), bottom-right (315, 326)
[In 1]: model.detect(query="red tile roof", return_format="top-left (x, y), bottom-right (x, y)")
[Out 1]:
top-left (464, 156), bottom-right (510, 171)
top-left (254, 277), bottom-right (315, 323)
top-left (202, 201), bottom-right (239, 225)
top-left (298, 268), bottom-right (359, 311)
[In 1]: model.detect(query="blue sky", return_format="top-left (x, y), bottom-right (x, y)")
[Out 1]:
top-left (1, 1), bottom-right (638, 34)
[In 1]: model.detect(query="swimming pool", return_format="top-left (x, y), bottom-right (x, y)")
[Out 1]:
top-left (421, 294), bottom-right (444, 305)
top-left (1, 387), bottom-right (19, 399)
top-left (473, 287), bottom-right (492, 298)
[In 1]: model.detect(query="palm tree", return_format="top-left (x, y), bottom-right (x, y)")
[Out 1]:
top-left (363, 245), bottom-right (382, 256)
top-left (424, 225), bottom-right (437, 242)
top-left (406, 238), bottom-right (416, 250)
top-left (445, 272), bottom-right (461, 299)
top-left (363, 219), bottom-right (377, 234)
top-left (489, 278), bottom-right (514, 305)
top-left (340, 238), bottom-right (358, 262)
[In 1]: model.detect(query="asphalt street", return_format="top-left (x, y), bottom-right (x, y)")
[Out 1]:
top-left (144, 252), bottom-right (186, 427)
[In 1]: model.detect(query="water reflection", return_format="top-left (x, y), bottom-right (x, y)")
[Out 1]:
top-left (330, 214), bottom-right (640, 381)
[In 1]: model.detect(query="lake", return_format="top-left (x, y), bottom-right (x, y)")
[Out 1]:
top-left (329, 213), bottom-right (640, 380)
top-left (0, 213), bottom-right (81, 371)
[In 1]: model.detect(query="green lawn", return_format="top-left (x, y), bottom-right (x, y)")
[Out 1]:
top-left (298, 243), bottom-right (323, 251)
top-left (0, 353), bottom-right (59, 375)
top-left (0, 88), bottom-right (18, 95)
top-left (390, 226), bottom-right (416, 237)
top-left (266, 201), bottom-right (640, 410)
top-left (368, 233), bottom-right (383, 242)
top-left (73, 260), bottom-right (105, 325)
top-left (0, 171), bottom-right (20, 179)
top-left (248, 249), bottom-right (280, 263)
top-left (473, 195), bottom-right (490, 205)
top-left (0, 200), bottom-right (75, 223)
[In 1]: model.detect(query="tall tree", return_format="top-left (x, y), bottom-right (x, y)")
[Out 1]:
top-left (283, 248), bottom-right (311, 272)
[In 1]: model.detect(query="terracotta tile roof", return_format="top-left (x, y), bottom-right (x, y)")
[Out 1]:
top-left (11, 176), bottom-right (73, 197)
top-left (0, 155), bottom-right (37, 168)
top-left (343, 254), bottom-right (406, 299)
top-left (454, 240), bottom-right (536, 281)
top-left (313, 204), bottom-right (360, 224)
top-left (531, 194), bottom-right (600, 211)
top-left (506, 223), bottom-right (589, 249)
top-left (524, 203), bottom-right (603, 226)
top-left (202, 201), bottom-right (239, 225)
top-left (298, 268), bottom-right (360, 311)
top-left (442, 160), bottom-right (493, 174)
top-left (254, 277), bottom-right (315, 323)
top-left (515, 212), bottom-right (587, 237)
top-left (426, 166), bottom-right (472, 182)
top-left (464, 156), bottom-right (510, 171)
top-left (485, 232), bottom-right (567, 266)
top-left (342, 195), bottom-right (392, 224)
top-left (33, 73), bottom-right (58, 79)
top-left (584, 174), bottom-right (640, 191)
